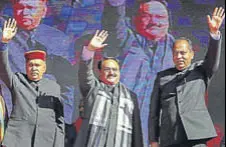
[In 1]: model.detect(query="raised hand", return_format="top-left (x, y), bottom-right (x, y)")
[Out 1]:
top-left (207, 7), bottom-right (225, 35)
top-left (150, 142), bottom-right (159, 147)
top-left (87, 30), bottom-right (108, 51)
top-left (2, 18), bottom-right (17, 43)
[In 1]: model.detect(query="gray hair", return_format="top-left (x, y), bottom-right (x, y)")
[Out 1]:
top-left (174, 37), bottom-right (193, 51)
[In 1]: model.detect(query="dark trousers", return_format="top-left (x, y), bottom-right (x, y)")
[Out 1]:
top-left (166, 139), bottom-right (207, 147)
top-left (220, 135), bottom-right (225, 147)
top-left (65, 124), bottom-right (77, 147)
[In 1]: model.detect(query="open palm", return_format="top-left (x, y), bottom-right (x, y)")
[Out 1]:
top-left (207, 7), bottom-right (225, 34)
top-left (87, 30), bottom-right (108, 51)
top-left (2, 18), bottom-right (17, 43)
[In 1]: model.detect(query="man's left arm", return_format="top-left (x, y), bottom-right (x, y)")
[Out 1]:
top-left (55, 83), bottom-right (65, 126)
top-left (131, 92), bottom-right (144, 147)
top-left (203, 7), bottom-right (225, 78)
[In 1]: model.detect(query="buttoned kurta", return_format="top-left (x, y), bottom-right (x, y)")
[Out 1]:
top-left (149, 35), bottom-right (221, 146)
top-left (0, 44), bottom-right (64, 147)
top-left (0, 20), bottom-right (79, 125)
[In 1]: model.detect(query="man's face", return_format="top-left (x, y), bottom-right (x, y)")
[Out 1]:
top-left (100, 59), bottom-right (120, 85)
top-left (173, 40), bottom-right (194, 71)
top-left (26, 59), bottom-right (46, 81)
top-left (134, 1), bottom-right (169, 41)
top-left (13, 0), bottom-right (47, 30)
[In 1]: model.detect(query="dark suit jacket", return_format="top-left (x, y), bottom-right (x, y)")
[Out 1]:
top-left (75, 56), bottom-right (143, 147)
top-left (149, 34), bottom-right (222, 146)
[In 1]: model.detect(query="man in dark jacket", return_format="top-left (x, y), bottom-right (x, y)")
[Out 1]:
top-left (149, 7), bottom-right (224, 147)
top-left (74, 30), bottom-right (143, 147)
top-left (0, 18), bottom-right (64, 147)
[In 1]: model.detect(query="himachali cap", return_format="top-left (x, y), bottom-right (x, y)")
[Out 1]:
top-left (24, 50), bottom-right (46, 61)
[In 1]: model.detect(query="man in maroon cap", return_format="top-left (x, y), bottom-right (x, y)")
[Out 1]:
top-left (0, 18), bottom-right (64, 147)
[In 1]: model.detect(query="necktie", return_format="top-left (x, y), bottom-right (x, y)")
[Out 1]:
top-left (27, 33), bottom-right (36, 49)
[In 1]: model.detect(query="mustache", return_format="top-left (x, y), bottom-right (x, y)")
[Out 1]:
top-left (107, 74), bottom-right (117, 78)
top-left (30, 70), bottom-right (39, 73)
top-left (146, 23), bottom-right (168, 29)
top-left (176, 60), bottom-right (185, 63)
top-left (21, 16), bottom-right (33, 19)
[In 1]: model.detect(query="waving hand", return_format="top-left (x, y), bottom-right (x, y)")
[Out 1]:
top-left (207, 7), bottom-right (225, 35)
top-left (87, 30), bottom-right (108, 51)
top-left (1, 18), bottom-right (17, 43)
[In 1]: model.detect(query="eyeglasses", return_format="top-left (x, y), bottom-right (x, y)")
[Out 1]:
top-left (103, 67), bottom-right (119, 72)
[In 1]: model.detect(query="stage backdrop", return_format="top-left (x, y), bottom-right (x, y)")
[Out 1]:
top-left (0, 0), bottom-right (225, 147)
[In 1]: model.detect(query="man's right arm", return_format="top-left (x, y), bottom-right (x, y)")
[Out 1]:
top-left (149, 73), bottom-right (161, 147)
top-left (78, 30), bottom-right (109, 97)
top-left (0, 42), bottom-right (14, 88)
top-left (0, 19), bottom-right (17, 88)
top-left (78, 46), bottom-right (96, 97)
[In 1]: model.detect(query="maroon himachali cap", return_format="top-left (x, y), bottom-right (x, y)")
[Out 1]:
top-left (24, 50), bottom-right (46, 61)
